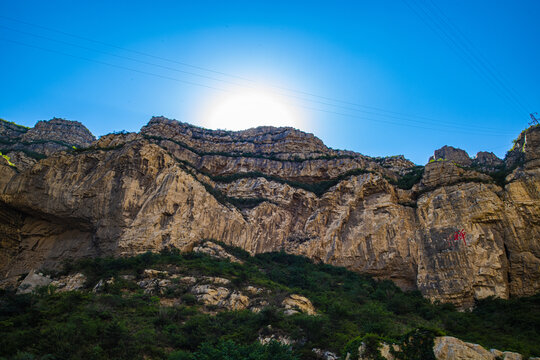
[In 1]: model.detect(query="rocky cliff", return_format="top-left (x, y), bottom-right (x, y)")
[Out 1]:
top-left (0, 117), bottom-right (95, 171)
top-left (1, 117), bottom-right (538, 308)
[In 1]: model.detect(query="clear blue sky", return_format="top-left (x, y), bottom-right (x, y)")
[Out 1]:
top-left (1, 0), bottom-right (538, 164)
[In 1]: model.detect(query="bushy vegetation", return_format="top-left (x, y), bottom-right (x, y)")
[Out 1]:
top-left (1, 247), bottom-right (538, 359)
top-left (0, 118), bottom-right (30, 131)
top-left (0, 151), bottom-right (15, 167)
top-left (73, 144), bottom-right (125, 153)
top-left (485, 164), bottom-right (515, 187)
top-left (169, 340), bottom-right (298, 360)
top-left (509, 123), bottom-right (538, 152)
top-left (212, 168), bottom-right (373, 197)
top-left (0, 147), bottom-right (47, 161)
top-left (387, 166), bottom-right (424, 190)
top-left (452, 162), bottom-right (522, 188)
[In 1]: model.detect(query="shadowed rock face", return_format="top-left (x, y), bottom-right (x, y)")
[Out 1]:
top-left (1, 117), bottom-right (539, 309)
top-left (474, 151), bottom-right (503, 167)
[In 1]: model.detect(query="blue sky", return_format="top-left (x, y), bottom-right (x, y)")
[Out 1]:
top-left (1, 0), bottom-right (538, 164)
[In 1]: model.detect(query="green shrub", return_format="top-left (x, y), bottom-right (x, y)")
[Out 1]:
top-left (0, 151), bottom-right (15, 167)
top-left (391, 327), bottom-right (442, 360)
top-left (182, 293), bottom-right (197, 305)
top-left (168, 339), bottom-right (298, 360)
top-left (1, 248), bottom-right (539, 359)
top-left (342, 333), bottom-right (384, 360)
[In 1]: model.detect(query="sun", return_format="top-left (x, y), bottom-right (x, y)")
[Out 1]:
top-left (203, 90), bottom-right (301, 131)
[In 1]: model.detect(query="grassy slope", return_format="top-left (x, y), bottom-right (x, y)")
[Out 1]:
top-left (0, 246), bottom-right (538, 360)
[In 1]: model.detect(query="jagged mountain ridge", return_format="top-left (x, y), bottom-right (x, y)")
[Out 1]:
top-left (1, 117), bottom-right (539, 308)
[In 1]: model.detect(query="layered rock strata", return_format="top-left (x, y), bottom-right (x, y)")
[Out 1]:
top-left (0, 117), bottom-right (538, 308)
top-left (0, 117), bottom-right (95, 171)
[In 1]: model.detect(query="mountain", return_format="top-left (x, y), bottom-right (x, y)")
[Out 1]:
top-left (1, 116), bottom-right (539, 310)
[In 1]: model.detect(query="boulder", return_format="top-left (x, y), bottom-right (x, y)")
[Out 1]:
top-left (357, 342), bottom-right (398, 360)
top-left (93, 278), bottom-right (114, 293)
top-left (225, 291), bottom-right (250, 310)
top-left (50, 273), bottom-right (86, 292)
top-left (193, 241), bottom-right (243, 263)
top-left (433, 336), bottom-right (494, 360)
top-left (248, 299), bottom-right (269, 313)
top-left (191, 284), bottom-right (230, 306)
top-left (143, 269), bottom-right (169, 278)
top-left (312, 348), bottom-right (339, 360)
top-left (179, 276), bottom-right (197, 285)
top-left (501, 352), bottom-right (522, 360)
top-left (16, 270), bottom-right (52, 294)
top-left (202, 276), bottom-right (230, 285)
top-left (282, 294), bottom-right (316, 315)
top-left (245, 285), bottom-right (264, 295)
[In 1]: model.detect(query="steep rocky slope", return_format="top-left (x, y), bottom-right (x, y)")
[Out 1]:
top-left (2, 242), bottom-right (538, 359)
top-left (0, 117), bottom-right (538, 308)
top-left (0, 118), bottom-right (95, 171)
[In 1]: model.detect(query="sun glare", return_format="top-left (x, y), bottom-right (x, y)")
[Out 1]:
top-left (203, 90), bottom-right (301, 131)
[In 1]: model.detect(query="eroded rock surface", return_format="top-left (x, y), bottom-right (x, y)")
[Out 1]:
top-left (50, 273), bottom-right (86, 292)
top-left (0, 118), bottom-right (95, 162)
top-left (354, 336), bottom-right (528, 360)
top-left (282, 294), bottom-right (316, 315)
top-left (16, 270), bottom-right (52, 294)
top-left (1, 117), bottom-right (539, 308)
top-left (429, 145), bottom-right (473, 166)
top-left (193, 241), bottom-right (243, 263)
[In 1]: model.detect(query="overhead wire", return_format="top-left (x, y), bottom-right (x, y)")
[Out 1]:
top-left (403, 0), bottom-right (529, 116)
top-left (1, 36), bottom-right (518, 138)
top-left (426, 0), bottom-right (533, 113)
top-left (0, 21), bottom-right (510, 134)
top-left (403, 0), bottom-right (521, 114)
top-left (0, 15), bottom-right (516, 136)
top-left (422, 1), bottom-right (530, 114)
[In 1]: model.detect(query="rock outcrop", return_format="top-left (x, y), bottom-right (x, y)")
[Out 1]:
top-left (16, 270), bottom-right (52, 294)
top-left (50, 273), bottom-right (86, 292)
top-left (193, 241), bottom-right (243, 263)
top-left (12, 251), bottom-right (315, 315)
top-left (20, 118), bottom-right (95, 149)
top-left (282, 294), bottom-right (316, 315)
top-left (1, 117), bottom-right (539, 309)
top-left (355, 336), bottom-right (528, 360)
top-left (474, 151), bottom-right (504, 168)
top-left (0, 118), bottom-right (95, 170)
top-left (429, 145), bottom-right (473, 166)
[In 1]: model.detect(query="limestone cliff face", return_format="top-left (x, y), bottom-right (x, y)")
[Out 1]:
top-left (0, 117), bottom-right (538, 308)
top-left (0, 117), bottom-right (95, 171)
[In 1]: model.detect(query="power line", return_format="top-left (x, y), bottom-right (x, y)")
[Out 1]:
top-left (415, 1), bottom-right (529, 115)
top-left (422, 1), bottom-right (530, 114)
top-left (403, 0), bottom-right (520, 114)
top-left (0, 36), bottom-right (515, 137)
top-left (403, 0), bottom-right (529, 116)
top-left (0, 14), bottom-right (515, 135)
top-left (426, 0), bottom-right (533, 113)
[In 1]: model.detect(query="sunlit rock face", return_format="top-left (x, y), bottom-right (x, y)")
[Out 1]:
top-left (428, 145), bottom-right (473, 166)
top-left (1, 117), bottom-right (538, 309)
top-left (0, 118), bottom-right (96, 171)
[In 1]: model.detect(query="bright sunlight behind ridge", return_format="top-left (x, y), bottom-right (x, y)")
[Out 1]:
top-left (204, 90), bottom-right (301, 131)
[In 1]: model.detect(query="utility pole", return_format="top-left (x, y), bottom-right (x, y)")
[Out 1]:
top-left (530, 113), bottom-right (539, 127)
